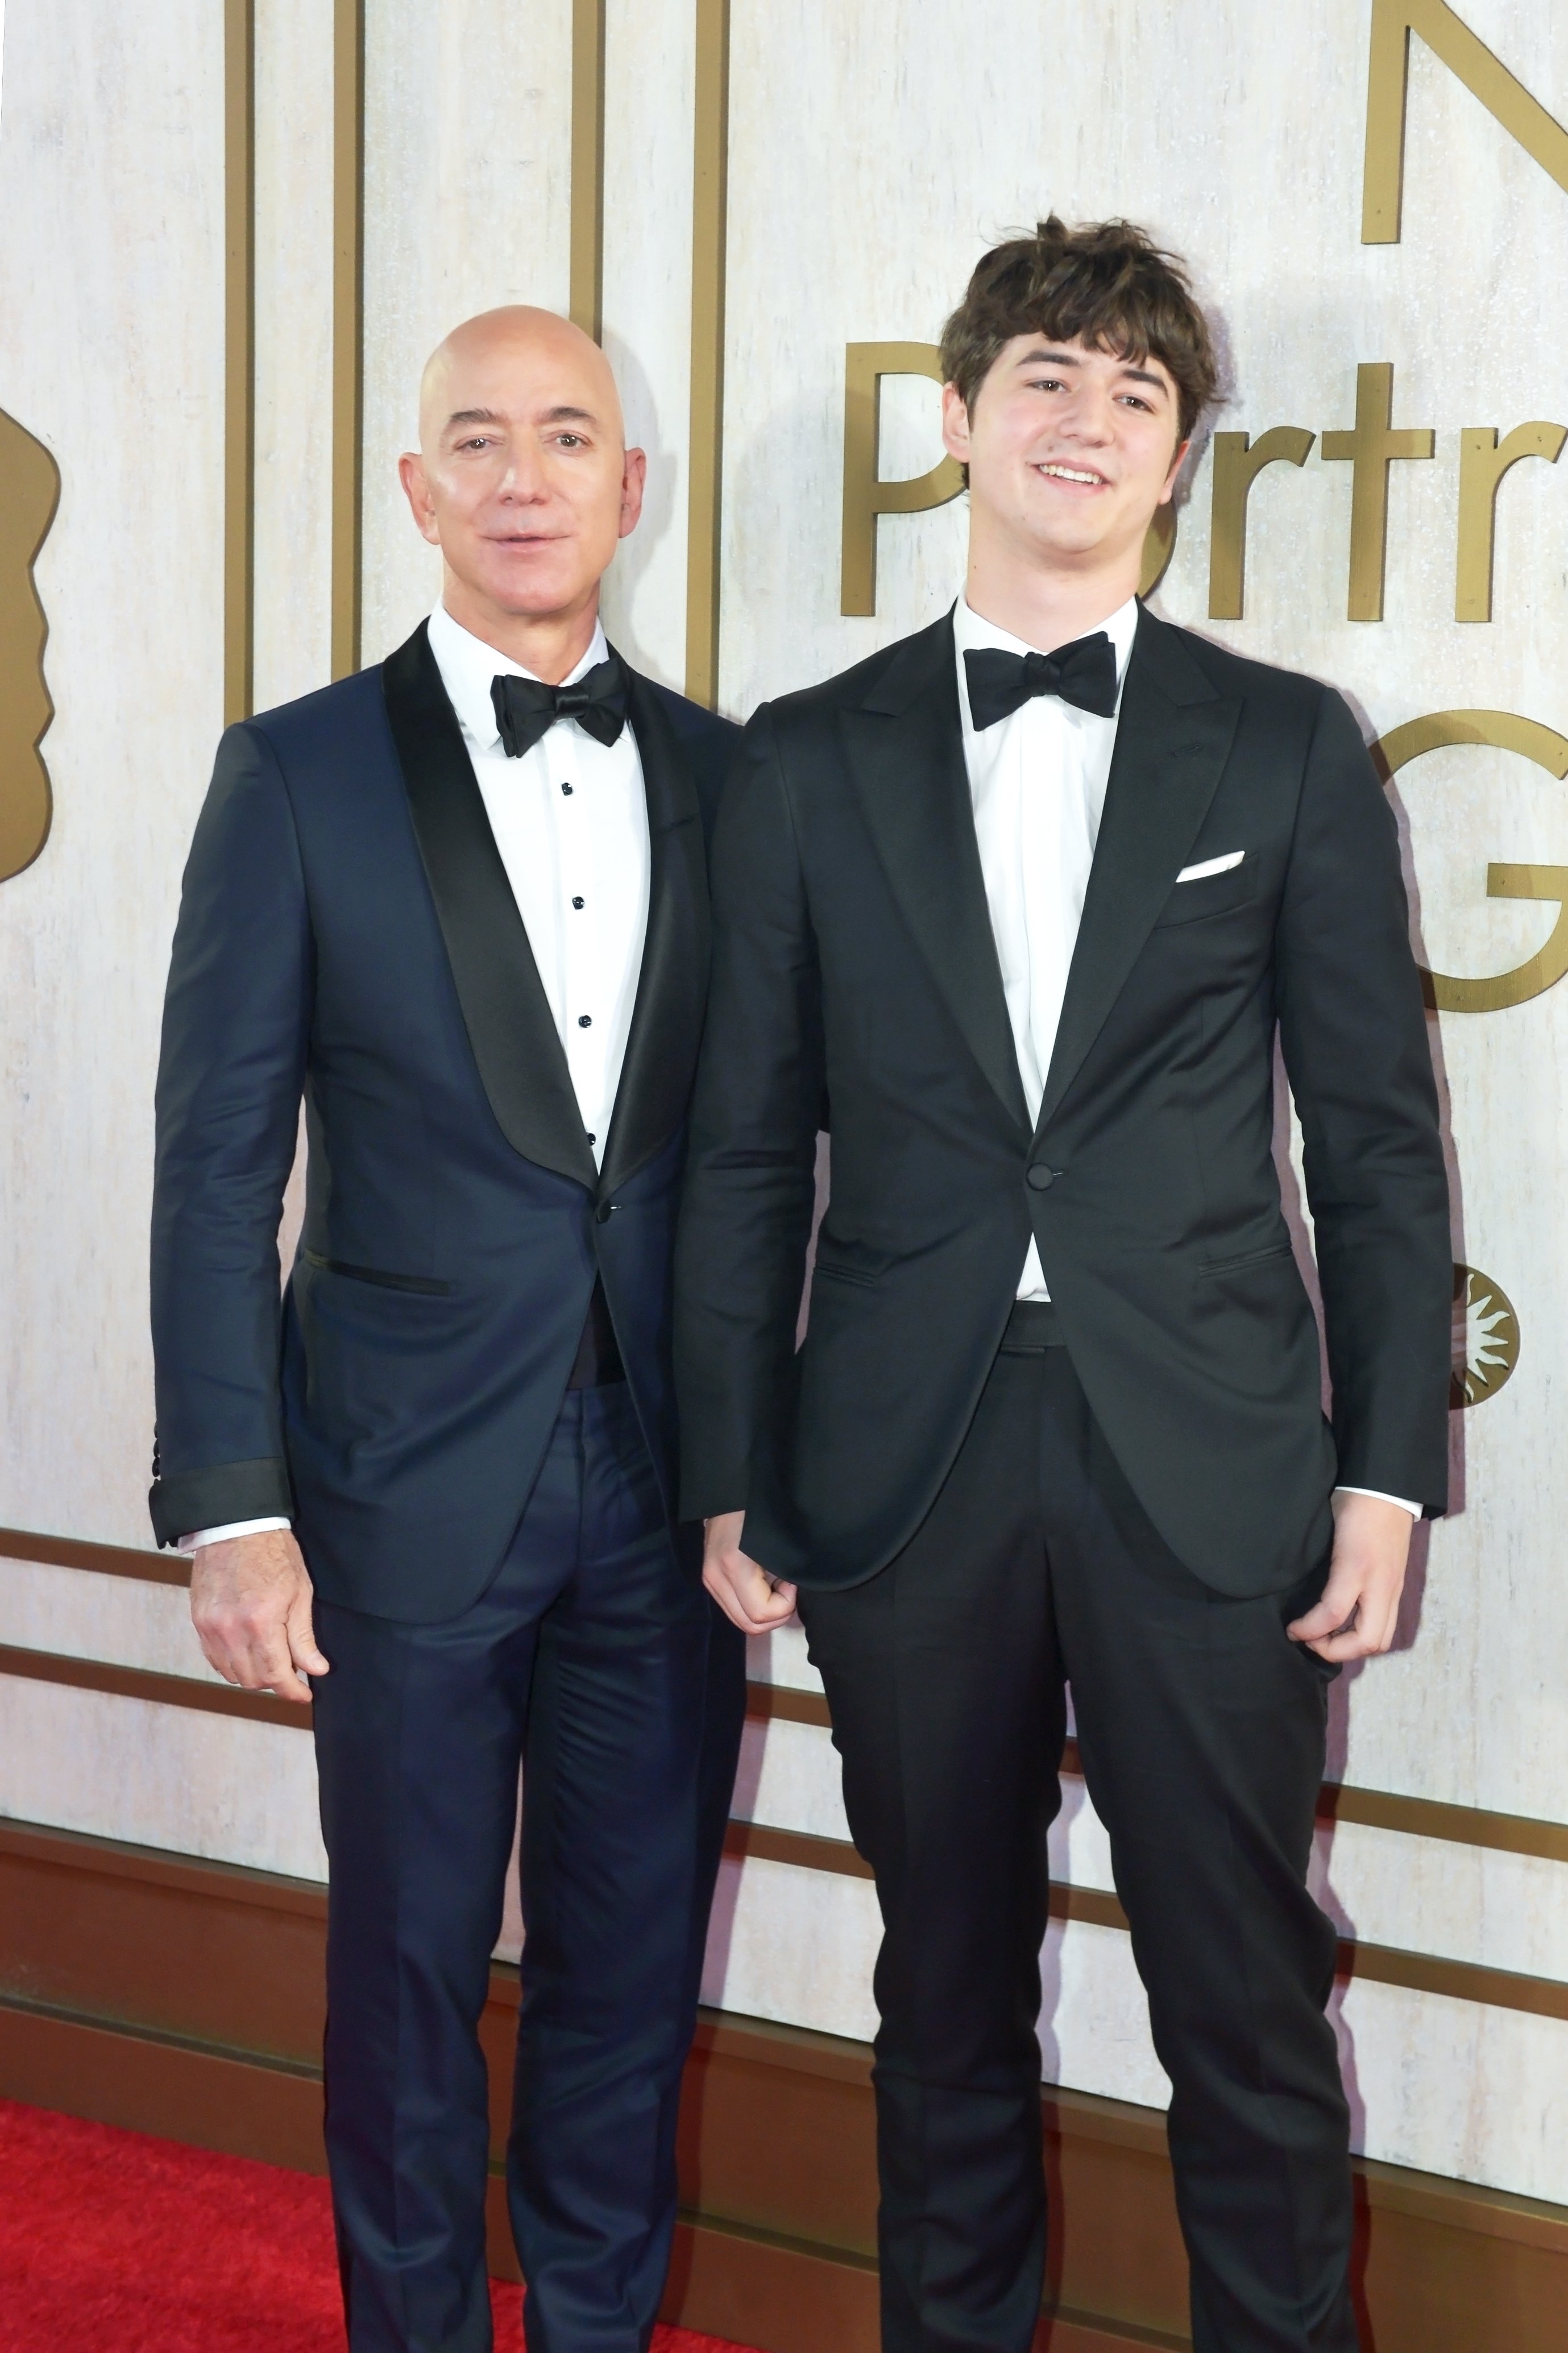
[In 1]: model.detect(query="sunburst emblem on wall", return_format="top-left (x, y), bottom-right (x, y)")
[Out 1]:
top-left (1451, 1264), bottom-right (1520, 1409)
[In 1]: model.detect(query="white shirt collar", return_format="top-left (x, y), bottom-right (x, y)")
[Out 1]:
top-left (426, 602), bottom-right (611, 751)
top-left (953, 590), bottom-right (1140, 720)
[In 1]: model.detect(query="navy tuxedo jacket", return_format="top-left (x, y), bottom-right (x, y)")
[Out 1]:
top-left (150, 623), bottom-right (737, 1621)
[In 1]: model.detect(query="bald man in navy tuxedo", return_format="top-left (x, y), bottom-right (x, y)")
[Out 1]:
top-left (150, 308), bottom-right (745, 2353)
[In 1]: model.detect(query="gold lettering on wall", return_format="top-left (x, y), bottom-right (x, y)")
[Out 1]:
top-left (1454, 422), bottom-right (1566, 622)
top-left (1208, 428), bottom-right (1315, 619)
top-left (1363, 0), bottom-right (1568, 245)
top-left (1376, 710), bottom-right (1568, 1012)
top-left (0, 407), bottom-right (61, 885)
top-left (841, 344), bottom-right (964, 617)
top-left (1321, 363), bottom-right (1434, 622)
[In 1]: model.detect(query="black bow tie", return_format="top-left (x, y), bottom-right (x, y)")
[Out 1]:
top-left (963, 633), bottom-right (1119, 729)
top-left (490, 654), bottom-right (630, 759)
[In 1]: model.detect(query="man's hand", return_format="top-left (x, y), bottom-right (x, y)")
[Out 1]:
top-left (1287, 1492), bottom-right (1414, 1663)
top-left (189, 1528), bottom-right (329, 1703)
top-left (703, 1511), bottom-right (799, 1635)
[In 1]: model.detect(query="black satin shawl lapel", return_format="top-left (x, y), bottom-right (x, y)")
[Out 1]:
top-left (381, 622), bottom-right (598, 1188)
top-left (844, 616), bottom-right (1030, 1133)
top-left (1038, 611), bottom-right (1242, 1130)
top-left (598, 665), bottom-right (710, 1196)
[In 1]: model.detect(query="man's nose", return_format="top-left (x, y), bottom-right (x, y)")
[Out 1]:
top-left (1061, 395), bottom-right (1114, 445)
top-left (496, 453), bottom-right (549, 501)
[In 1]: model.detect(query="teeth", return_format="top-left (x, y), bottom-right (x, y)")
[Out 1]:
top-left (1040, 463), bottom-right (1102, 486)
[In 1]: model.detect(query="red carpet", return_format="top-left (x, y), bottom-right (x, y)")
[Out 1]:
top-left (0, 2098), bottom-right (758, 2353)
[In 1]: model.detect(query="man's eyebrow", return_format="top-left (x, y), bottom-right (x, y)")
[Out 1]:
top-left (540, 404), bottom-right (598, 425)
top-left (1013, 347), bottom-right (1171, 393)
top-left (444, 407), bottom-right (504, 430)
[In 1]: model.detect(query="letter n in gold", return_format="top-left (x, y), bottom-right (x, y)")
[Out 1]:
top-left (0, 407), bottom-right (60, 884)
top-left (1363, 0), bottom-right (1568, 245)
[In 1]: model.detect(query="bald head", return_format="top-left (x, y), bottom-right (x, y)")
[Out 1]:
top-left (399, 304), bottom-right (645, 678)
top-left (417, 305), bottom-right (624, 455)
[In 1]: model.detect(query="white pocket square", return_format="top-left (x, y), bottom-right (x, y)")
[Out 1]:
top-left (1176, 851), bottom-right (1245, 883)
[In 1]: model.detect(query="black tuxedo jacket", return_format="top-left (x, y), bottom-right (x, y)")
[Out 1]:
top-left (674, 606), bottom-right (1451, 1600)
top-left (150, 623), bottom-right (736, 1621)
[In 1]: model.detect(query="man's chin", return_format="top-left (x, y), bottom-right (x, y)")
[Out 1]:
top-left (470, 564), bottom-right (594, 620)
top-left (1014, 509), bottom-right (1148, 570)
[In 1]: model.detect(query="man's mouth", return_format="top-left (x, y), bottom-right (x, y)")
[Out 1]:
top-left (1035, 462), bottom-right (1109, 488)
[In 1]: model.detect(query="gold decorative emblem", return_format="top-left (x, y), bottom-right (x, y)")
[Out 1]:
top-left (0, 404), bottom-right (60, 884)
top-left (1451, 1264), bottom-right (1520, 1407)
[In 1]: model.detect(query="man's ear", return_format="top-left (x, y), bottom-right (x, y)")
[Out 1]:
top-left (619, 445), bottom-right (648, 540)
top-left (1159, 437), bottom-right (1191, 506)
top-left (398, 451), bottom-right (441, 547)
top-left (940, 382), bottom-right (972, 467)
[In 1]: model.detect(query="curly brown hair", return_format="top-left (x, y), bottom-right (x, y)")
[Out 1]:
top-left (940, 216), bottom-right (1218, 447)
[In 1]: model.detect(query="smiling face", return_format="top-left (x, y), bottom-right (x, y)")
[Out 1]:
top-left (399, 307), bottom-right (644, 652)
top-left (943, 333), bottom-right (1188, 582)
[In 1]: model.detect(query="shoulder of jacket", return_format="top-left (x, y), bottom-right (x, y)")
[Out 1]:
top-left (758, 622), bottom-right (947, 730)
top-left (1147, 612), bottom-right (1333, 719)
top-left (639, 674), bottom-right (741, 746)
top-left (238, 665), bottom-right (389, 765)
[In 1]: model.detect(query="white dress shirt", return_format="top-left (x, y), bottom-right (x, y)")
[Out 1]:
top-left (181, 603), bottom-right (651, 1553)
top-left (952, 592), bottom-right (1417, 1522)
top-left (955, 590), bottom-right (1139, 1304)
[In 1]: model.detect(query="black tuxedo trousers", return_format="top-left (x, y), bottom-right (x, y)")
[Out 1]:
top-left (799, 1321), bottom-right (1353, 2353)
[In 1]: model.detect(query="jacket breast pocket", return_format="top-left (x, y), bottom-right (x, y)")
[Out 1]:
top-left (1152, 855), bottom-right (1259, 928)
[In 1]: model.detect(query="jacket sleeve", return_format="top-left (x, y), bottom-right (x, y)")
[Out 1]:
top-left (673, 705), bottom-right (824, 1519)
top-left (148, 723), bottom-right (312, 1545)
top-left (1274, 686), bottom-right (1452, 1515)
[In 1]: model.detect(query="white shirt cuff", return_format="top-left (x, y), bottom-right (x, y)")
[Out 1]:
top-left (1333, 1485), bottom-right (1421, 1520)
top-left (177, 1517), bottom-right (292, 1552)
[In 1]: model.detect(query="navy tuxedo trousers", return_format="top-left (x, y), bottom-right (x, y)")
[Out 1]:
top-left (312, 1383), bottom-right (745, 2353)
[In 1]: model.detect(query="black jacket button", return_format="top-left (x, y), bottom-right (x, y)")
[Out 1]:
top-left (1027, 1164), bottom-right (1057, 1191)
top-left (595, 1202), bottom-right (615, 1224)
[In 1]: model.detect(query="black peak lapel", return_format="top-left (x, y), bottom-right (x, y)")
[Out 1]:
top-left (381, 623), bottom-right (598, 1189)
top-left (1038, 611), bottom-right (1242, 1131)
top-left (598, 663), bottom-right (710, 1197)
top-left (843, 614), bottom-right (1031, 1133)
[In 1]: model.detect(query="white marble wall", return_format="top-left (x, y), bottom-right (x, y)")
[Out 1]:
top-left (1, 0), bottom-right (1565, 2213)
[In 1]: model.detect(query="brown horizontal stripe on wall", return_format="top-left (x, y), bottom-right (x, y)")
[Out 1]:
top-left (1317, 1779), bottom-right (1568, 1864)
top-left (745, 1681), bottom-right (1568, 1866)
top-left (1, 1525), bottom-right (190, 1587)
top-left (5, 1539), bottom-right (1568, 1861)
top-left (0, 1643), bottom-right (313, 1730)
top-left (745, 1681), bottom-right (832, 1728)
top-left (725, 1818), bottom-right (872, 1879)
top-left (719, 1818), bottom-right (1568, 2022)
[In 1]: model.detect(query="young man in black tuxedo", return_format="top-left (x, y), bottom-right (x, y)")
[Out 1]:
top-left (675, 221), bottom-right (1450, 2353)
top-left (150, 308), bottom-right (745, 2352)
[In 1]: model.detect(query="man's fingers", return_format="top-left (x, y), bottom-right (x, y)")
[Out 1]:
top-left (703, 1550), bottom-right (798, 1635)
top-left (1286, 1589), bottom-right (1355, 1643)
top-left (285, 1592), bottom-right (331, 1680)
top-left (196, 1633), bottom-right (243, 1687)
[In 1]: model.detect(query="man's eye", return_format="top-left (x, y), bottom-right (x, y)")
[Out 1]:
top-left (556, 433), bottom-right (586, 449)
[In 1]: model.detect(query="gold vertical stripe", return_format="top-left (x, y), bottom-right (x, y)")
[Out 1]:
top-left (685, 0), bottom-right (731, 709)
top-left (331, 0), bottom-right (366, 680)
top-left (223, 0), bottom-right (255, 726)
top-left (570, 0), bottom-right (607, 342)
